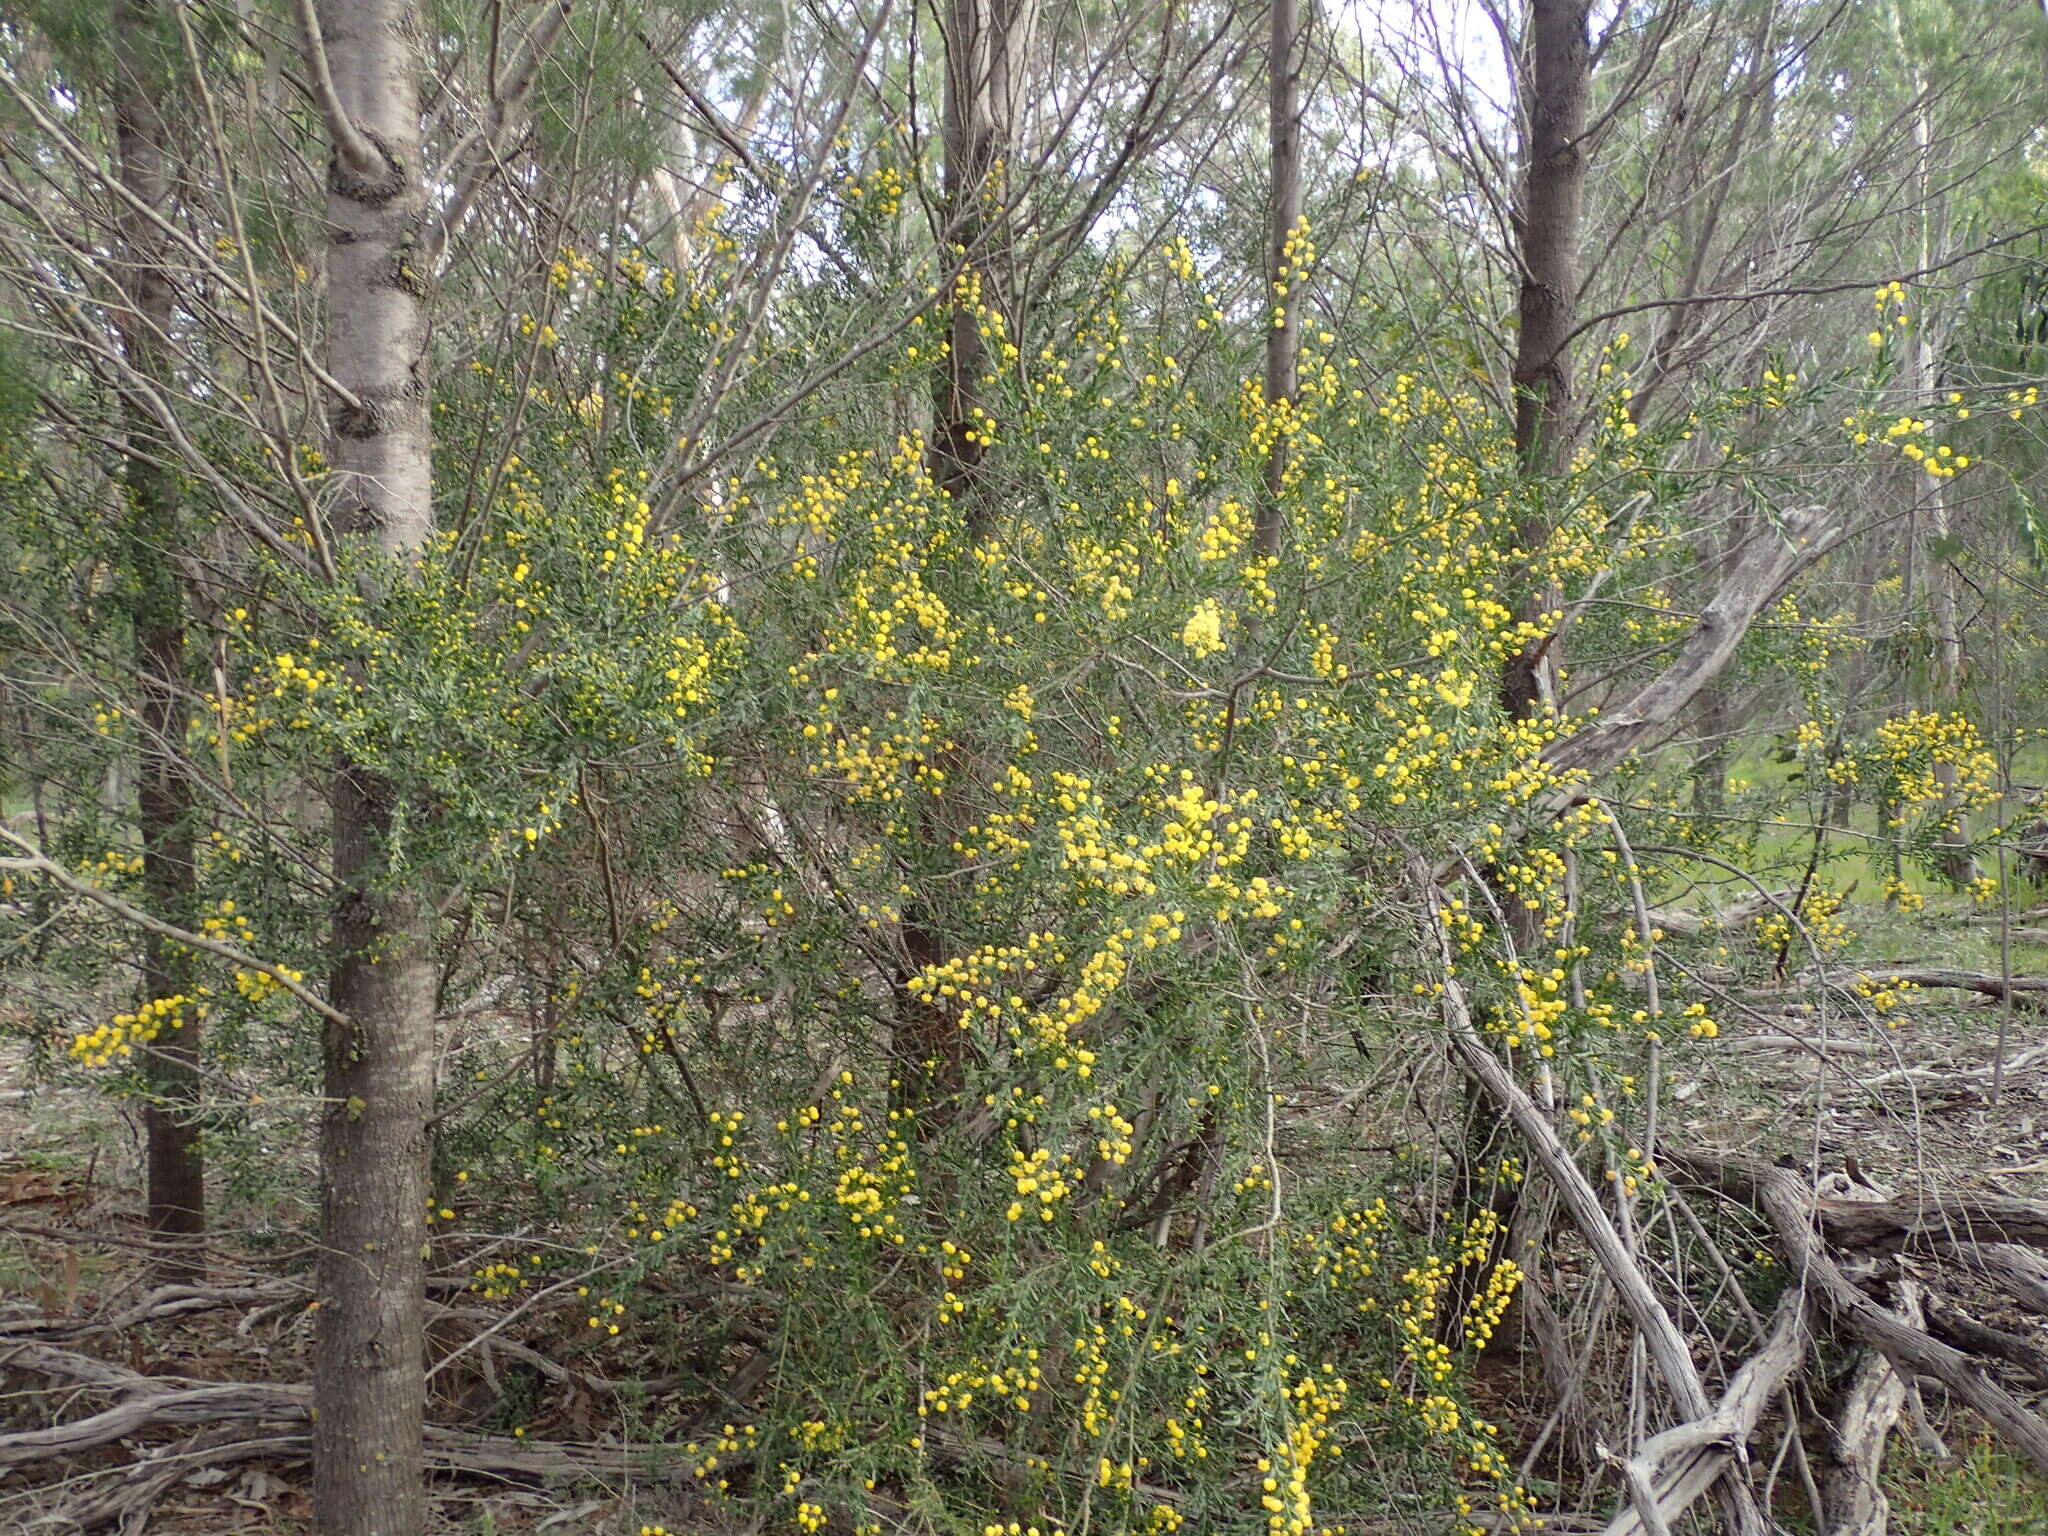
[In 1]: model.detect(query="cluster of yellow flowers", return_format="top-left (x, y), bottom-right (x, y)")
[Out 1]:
top-left (71, 991), bottom-right (206, 1067)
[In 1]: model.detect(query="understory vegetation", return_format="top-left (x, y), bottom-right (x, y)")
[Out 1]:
top-left (3, 2), bottom-right (2048, 1534)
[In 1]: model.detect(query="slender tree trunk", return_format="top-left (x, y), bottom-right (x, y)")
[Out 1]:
top-left (1451, 0), bottom-right (1593, 1348)
top-left (1501, 0), bottom-right (1591, 719)
top-left (1898, 40), bottom-right (1979, 887)
top-left (1255, 0), bottom-right (1305, 555)
top-left (1691, 682), bottom-right (1733, 818)
top-left (899, 0), bottom-right (1037, 1125)
top-left (308, 3), bottom-right (437, 1532)
top-left (112, 0), bottom-right (204, 1280)
top-left (930, 0), bottom-right (1033, 516)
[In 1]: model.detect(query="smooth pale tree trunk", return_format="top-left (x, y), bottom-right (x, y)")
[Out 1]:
top-left (308, 2), bottom-right (437, 1532)
top-left (1255, 0), bottom-right (1304, 555)
top-left (1906, 72), bottom-right (1979, 887)
top-left (1917, 415), bottom-right (1978, 886)
top-left (112, 0), bottom-right (204, 1280)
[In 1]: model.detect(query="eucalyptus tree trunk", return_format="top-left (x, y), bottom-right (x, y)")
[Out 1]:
top-left (1450, 0), bottom-right (1593, 1349)
top-left (1501, 0), bottom-right (1591, 720)
top-left (900, 0), bottom-right (1038, 1125)
top-left (1255, 0), bottom-right (1304, 555)
top-left (305, 1), bottom-right (437, 1531)
top-left (112, 0), bottom-right (204, 1280)
top-left (930, 0), bottom-right (1034, 515)
top-left (1904, 62), bottom-right (1980, 888)
top-left (1900, 24), bottom-right (1982, 888)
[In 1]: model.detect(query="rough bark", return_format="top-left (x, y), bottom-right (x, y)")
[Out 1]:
top-left (1501, 0), bottom-right (1591, 718)
top-left (1255, 0), bottom-right (1304, 555)
top-left (112, 0), bottom-right (205, 1282)
top-left (929, 0), bottom-right (1034, 515)
top-left (306, 2), bottom-right (437, 1533)
top-left (902, 0), bottom-right (1036, 1118)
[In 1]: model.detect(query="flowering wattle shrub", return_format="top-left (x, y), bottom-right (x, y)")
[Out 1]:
top-left (20, 222), bottom-right (2028, 1536)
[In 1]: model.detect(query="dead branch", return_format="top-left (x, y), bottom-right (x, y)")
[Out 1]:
top-left (1922, 1293), bottom-right (2048, 1386)
top-left (0, 1282), bottom-right (300, 1343)
top-left (1817, 966), bottom-right (2048, 1003)
top-left (1599, 1287), bottom-right (1811, 1536)
top-left (1641, 890), bottom-right (1792, 939)
top-left (1943, 1243), bottom-right (2048, 1316)
top-left (1804, 1188), bottom-right (2048, 1255)
top-left (1671, 1153), bottom-right (2048, 1477)
top-left (1544, 505), bottom-right (1838, 781)
top-left (0, 1341), bottom-right (669, 1486)
top-left (1817, 1277), bottom-right (1924, 1536)
top-left (1422, 916), bottom-right (1766, 1535)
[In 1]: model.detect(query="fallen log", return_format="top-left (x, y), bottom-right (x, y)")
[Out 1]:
top-left (1922, 1294), bottom-right (2048, 1387)
top-left (1816, 967), bottom-right (2048, 1003)
top-left (0, 1282), bottom-right (299, 1343)
top-left (0, 1341), bottom-right (671, 1482)
top-left (1943, 1243), bottom-right (2048, 1316)
top-left (1670, 1153), bottom-right (2048, 1477)
top-left (1804, 1187), bottom-right (2048, 1255)
top-left (1817, 1278), bottom-right (1923, 1536)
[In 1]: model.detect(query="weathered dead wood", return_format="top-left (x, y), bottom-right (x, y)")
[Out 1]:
top-left (1642, 890), bottom-right (1792, 940)
top-left (1817, 1277), bottom-right (1924, 1536)
top-left (0, 1341), bottom-right (671, 1482)
top-left (1599, 1288), bottom-right (1811, 1536)
top-left (1717, 1034), bottom-right (1881, 1057)
top-left (1544, 505), bottom-right (1837, 781)
top-left (1942, 1243), bottom-right (2048, 1316)
top-left (0, 1282), bottom-right (298, 1343)
top-left (14, 1428), bottom-right (297, 1534)
top-left (1431, 962), bottom-right (1767, 1536)
top-left (1441, 985), bottom-right (1713, 1416)
top-left (1672, 1153), bottom-right (2048, 1477)
top-left (1818, 966), bottom-right (2048, 1003)
top-left (1922, 1293), bottom-right (2048, 1386)
top-left (0, 1373), bottom-right (306, 1467)
top-left (1805, 1188), bottom-right (2048, 1255)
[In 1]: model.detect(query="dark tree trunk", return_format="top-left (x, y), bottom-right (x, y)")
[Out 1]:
top-left (902, 0), bottom-right (1037, 1124)
top-left (112, 0), bottom-right (204, 1281)
top-left (1501, 0), bottom-right (1591, 719)
top-left (1452, 0), bottom-right (1594, 1345)
top-left (1255, 0), bottom-right (1305, 555)
top-left (307, 2), bottom-right (437, 1532)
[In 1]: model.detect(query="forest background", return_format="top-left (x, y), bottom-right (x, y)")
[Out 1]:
top-left (5, 2), bottom-right (2048, 1535)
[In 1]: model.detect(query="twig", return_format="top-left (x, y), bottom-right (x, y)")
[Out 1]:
top-left (0, 827), bottom-right (348, 1028)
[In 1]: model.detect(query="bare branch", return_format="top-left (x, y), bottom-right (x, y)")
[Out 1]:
top-left (0, 827), bottom-right (349, 1029)
top-left (292, 0), bottom-right (387, 180)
